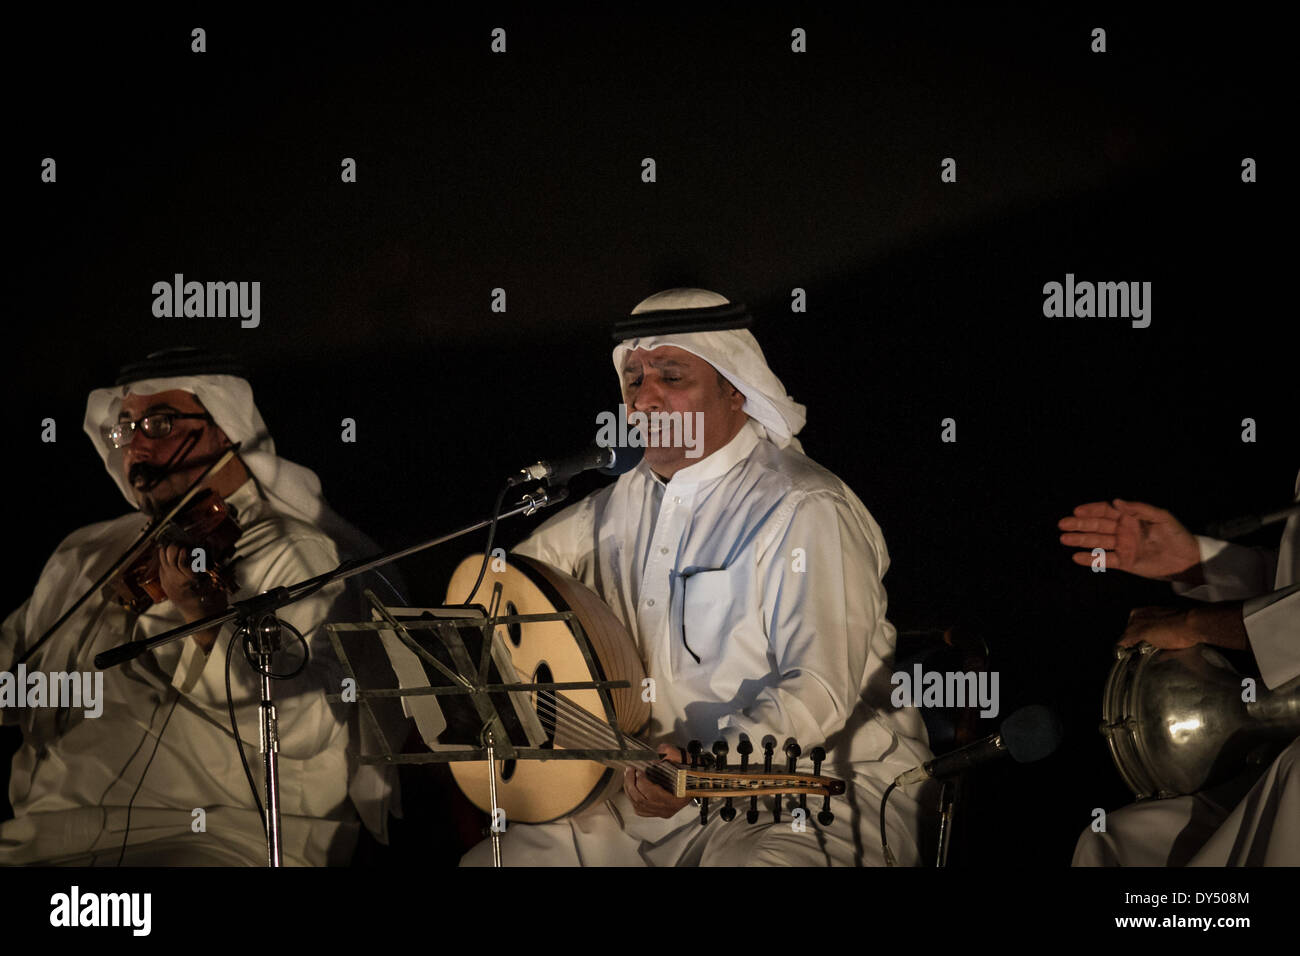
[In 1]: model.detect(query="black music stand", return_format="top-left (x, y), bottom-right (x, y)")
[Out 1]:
top-left (325, 588), bottom-right (646, 865)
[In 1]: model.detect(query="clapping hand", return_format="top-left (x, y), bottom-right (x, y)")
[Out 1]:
top-left (1058, 498), bottom-right (1203, 584)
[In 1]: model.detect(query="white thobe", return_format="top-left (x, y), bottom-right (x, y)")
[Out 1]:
top-left (1073, 471), bottom-right (1300, 866)
top-left (0, 479), bottom-right (359, 866)
top-left (463, 419), bottom-right (934, 866)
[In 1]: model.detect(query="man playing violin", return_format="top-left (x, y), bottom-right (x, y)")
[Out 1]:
top-left (113, 389), bottom-right (250, 653)
top-left (0, 348), bottom-right (387, 866)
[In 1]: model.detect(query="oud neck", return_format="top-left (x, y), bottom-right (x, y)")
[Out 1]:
top-left (591, 737), bottom-right (685, 793)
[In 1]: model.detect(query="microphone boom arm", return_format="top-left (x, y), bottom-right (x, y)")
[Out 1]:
top-left (94, 484), bottom-right (567, 670)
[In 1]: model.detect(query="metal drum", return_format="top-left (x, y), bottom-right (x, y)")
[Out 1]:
top-left (1101, 642), bottom-right (1300, 799)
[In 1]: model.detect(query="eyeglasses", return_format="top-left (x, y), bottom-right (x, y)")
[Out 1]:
top-left (107, 412), bottom-right (213, 449)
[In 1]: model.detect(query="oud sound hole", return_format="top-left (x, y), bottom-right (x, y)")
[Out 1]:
top-left (534, 662), bottom-right (556, 746)
top-left (505, 601), bottom-right (522, 647)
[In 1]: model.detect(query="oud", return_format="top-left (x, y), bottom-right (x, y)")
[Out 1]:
top-left (440, 553), bottom-right (845, 825)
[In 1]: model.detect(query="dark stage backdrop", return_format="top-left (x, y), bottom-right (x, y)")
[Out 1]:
top-left (7, 7), bottom-right (1295, 869)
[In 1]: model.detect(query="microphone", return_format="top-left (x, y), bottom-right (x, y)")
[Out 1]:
top-left (510, 441), bottom-right (644, 486)
top-left (893, 704), bottom-right (1062, 786)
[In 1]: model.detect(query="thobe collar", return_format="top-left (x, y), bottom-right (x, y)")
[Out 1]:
top-left (645, 418), bottom-right (761, 491)
top-left (223, 477), bottom-right (260, 523)
top-left (175, 476), bottom-right (258, 530)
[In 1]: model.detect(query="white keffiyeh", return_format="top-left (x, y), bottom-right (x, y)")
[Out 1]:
top-left (612, 289), bottom-right (808, 451)
top-left (83, 373), bottom-right (374, 560)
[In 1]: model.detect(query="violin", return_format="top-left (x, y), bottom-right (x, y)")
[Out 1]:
top-left (107, 486), bottom-right (243, 613)
top-left (14, 446), bottom-right (245, 669)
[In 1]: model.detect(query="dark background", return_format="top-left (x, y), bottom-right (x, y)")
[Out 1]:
top-left (7, 7), bottom-right (1295, 867)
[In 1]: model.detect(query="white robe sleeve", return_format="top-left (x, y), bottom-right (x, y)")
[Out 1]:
top-left (1242, 584), bottom-right (1300, 690)
top-left (1172, 514), bottom-right (1299, 689)
top-left (1, 599), bottom-right (31, 724)
top-left (715, 490), bottom-right (883, 752)
top-left (512, 496), bottom-right (597, 580)
top-left (1173, 535), bottom-right (1277, 603)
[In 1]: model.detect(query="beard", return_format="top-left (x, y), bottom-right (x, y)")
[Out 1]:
top-left (128, 460), bottom-right (169, 490)
top-left (136, 486), bottom-right (184, 521)
top-left (127, 461), bottom-right (177, 518)
top-left (127, 440), bottom-right (231, 518)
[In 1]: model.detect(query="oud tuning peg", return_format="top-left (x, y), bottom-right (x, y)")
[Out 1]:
top-left (699, 797), bottom-right (710, 827)
top-left (780, 742), bottom-right (800, 825)
top-left (763, 737), bottom-right (779, 823)
top-left (811, 746), bottom-right (834, 825)
top-left (792, 742), bottom-right (808, 817)
top-left (687, 740), bottom-right (702, 768)
top-left (712, 741), bottom-right (736, 820)
top-left (784, 740), bottom-right (802, 772)
top-left (737, 738), bottom-right (758, 822)
top-left (818, 802), bottom-right (835, 827)
top-left (737, 738), bottom-right (753, 768)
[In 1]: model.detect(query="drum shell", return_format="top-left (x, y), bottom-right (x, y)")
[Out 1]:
top-left (1101, 643), bottom-right (1300, 799)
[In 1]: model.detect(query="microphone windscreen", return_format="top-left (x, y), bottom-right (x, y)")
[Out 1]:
top-left (1000, 705), bottom-right (1063, 764)
top-left (598, 443), bottom-right (644, 477)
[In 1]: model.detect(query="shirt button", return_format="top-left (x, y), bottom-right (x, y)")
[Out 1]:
top-left (646, 599), bottom-right (656, 607)
top-left (659, 547), bottom-right (669, 555)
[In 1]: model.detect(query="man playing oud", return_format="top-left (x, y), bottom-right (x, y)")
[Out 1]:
top-left (463, 289), bottom-right (933, 866)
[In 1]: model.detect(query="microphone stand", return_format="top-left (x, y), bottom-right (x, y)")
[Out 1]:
top-left (94, 482), bottom-right (568, 867)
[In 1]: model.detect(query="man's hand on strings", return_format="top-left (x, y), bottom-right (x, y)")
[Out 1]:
top-left (624, 744), bottom-right (692, 818)
top-left (1058, 498), bottom-right (1204, 583)
top-left (158, 543), bottom-right (227, 652)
